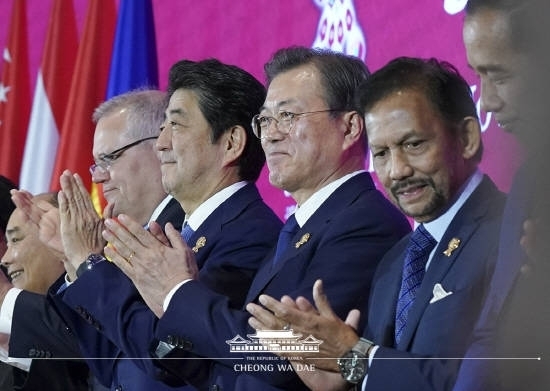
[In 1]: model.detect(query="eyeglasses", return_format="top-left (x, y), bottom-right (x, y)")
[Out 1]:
top-left (251, 109), bottom-right (342, 139)
top-left (89, 136), bottom-right (158, 175)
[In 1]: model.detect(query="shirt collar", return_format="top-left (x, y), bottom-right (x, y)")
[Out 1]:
top-left (293, 170), bottom-right (366, 227)
top-left (185, 181), bottom-right (248, 230)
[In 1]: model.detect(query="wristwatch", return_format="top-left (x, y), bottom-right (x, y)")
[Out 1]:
top-left (76, 253), bottom-right (106, 278)
top-left (337, 337), bottom-right (375, 384)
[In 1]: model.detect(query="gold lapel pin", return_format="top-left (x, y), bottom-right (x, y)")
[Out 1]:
top-left (443, 238), bottom-right (461, 257)
top-left (192, 236), bottom-right (207, 253)
top-left (295, 233), bottom-right (311, 249)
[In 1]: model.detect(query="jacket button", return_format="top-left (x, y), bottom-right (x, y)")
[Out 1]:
top-left (28, 348), bottom-right (36, 358)
top-left (166, 335), bottom-right (174, 345)
top-left (115, 386), bottom-right (122, 391)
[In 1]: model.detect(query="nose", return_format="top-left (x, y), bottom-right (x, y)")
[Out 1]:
top-left (479, 77), bottom-right (504, 114)
top-left (261, 119), bottom-right (285, 142)
top-left (91, 167), bottom-right (110, 184)
top-left (157, 126), bottom-right (172, 151)
top-left (0, 246), bottom-right (13, 267)
top-left (389, 150), bottom-right (413, 181)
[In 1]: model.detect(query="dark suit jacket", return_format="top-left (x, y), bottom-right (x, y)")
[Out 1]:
top-left (8, 197), bottom-right (185, 391)
top-left (152, 172), bottom-right (411, 390)
top-left (453, 164), bottom-right (534, 391)
top-left (52, 184), bottom-right (283, 391)
top-left (363, 176), bottom-right (506, 391)
top-left (455, 160), bottom-right (550, 391)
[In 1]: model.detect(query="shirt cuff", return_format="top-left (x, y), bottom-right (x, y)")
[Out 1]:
top-left (163, 279), bottom-right (193, 312)
top-left (0, 288), bottom-right (22, 334)
top-left (361, 345), bottom-right (379, 391)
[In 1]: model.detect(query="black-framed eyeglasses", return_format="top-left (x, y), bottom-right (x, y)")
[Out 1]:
top-left (251, 109), bottom-right (343, 139)
top-left (89, 136), bottom-right (158, 175)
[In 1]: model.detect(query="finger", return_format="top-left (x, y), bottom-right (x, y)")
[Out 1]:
top-left (73, 173), bottom-right (98, 214)
top-left (59, 171), bottom-right (77, 205)
top-left (103, 203), bottom-right (114, 219)
top-left (104, 245), bottom-right (135, 278)
top-left (280, 295), bottom-right (300, 310)
top-left (58, 190), bottom-right (69, 215)
top-left (165, 222), bottom-right (187, 250)
top-left (246, 302), bottom-right (282, 329)
top-left (312, 279), bottom-right (337, 318)
top-left (103, 218), bottom-right (141, 258)
top-left (148, 221), bottom-right (171, 247)
top-left (117, 214), bottom-right (156, 248)
top-left (344, 309), bottom-right (361, 331)
top-left (294, 296), bottom-right (317, 313)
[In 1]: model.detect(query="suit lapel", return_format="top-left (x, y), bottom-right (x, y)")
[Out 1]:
top-left (245, 173), bottom-right (375, 303)
top-left (396, 176), bottom-right (501, 349)
top-left (188, 183), bottom-right (263, 269)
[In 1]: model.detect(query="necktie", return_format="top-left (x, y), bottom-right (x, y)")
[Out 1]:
top-left (181, 222), bottom-right (195, 244)
top-left (395, 224), bottom-right (437, 345)
top-left (272, 214), bottom-right (299, 268)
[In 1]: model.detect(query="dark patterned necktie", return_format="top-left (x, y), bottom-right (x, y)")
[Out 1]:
top-left (395, 224), bottom-right (437, 345)
top-left (272, 214), bottom-right (299, 268)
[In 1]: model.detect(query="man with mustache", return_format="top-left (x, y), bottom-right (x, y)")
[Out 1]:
top-left (247, 57), bottom-right (507, 391)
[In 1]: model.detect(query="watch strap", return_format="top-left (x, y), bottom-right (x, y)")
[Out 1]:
top-left (76, 253), bottom-right (106, 278)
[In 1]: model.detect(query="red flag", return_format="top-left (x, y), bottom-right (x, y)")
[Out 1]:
top-left (49, 0), bottom-right (117, 192)
top-left (19, 0), bottom-right (78, 193)
top-left (0, 0), bottom-right (31, 185)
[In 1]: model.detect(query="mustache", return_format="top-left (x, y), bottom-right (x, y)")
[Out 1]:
top-left (390, 178), bottom-right (435, 197)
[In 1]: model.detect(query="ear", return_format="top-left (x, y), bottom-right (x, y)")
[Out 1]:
top-left (222, 125), bottom-right (247, 166)
top-left (341, 111), bottom-right (365, 150)
top-left (459, 116), bottom-right (482, 160)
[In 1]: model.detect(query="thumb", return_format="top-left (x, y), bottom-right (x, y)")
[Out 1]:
top-left (344, 309), bottom-right (361, 331)
top-left (312, 279), bottom-right (336, 318)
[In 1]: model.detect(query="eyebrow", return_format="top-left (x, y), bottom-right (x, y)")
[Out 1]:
top-left (166, 108), bottom-right (186, 118)
top-left (259, 99), bottom-right (296, 113)
top-left (5, 226), bottom-right (20, 239)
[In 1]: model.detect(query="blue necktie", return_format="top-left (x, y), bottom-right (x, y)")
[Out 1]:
top-left (181, 222), bottom-right (195, 244)
top-left (395, 224), bottom-right (437, 345)
top-left (272, 214), bottom-right (299, 268)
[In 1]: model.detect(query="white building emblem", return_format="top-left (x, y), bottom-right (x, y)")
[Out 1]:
top-left (226, 329), bottom-right (323, 353)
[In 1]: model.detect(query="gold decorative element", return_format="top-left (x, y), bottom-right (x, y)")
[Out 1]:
top-left (192, 236), bottom-right (207, 253)
top-left (443, 238), bottom-right (461, 257)
top-left (295, 233), bottom-right (311, 248)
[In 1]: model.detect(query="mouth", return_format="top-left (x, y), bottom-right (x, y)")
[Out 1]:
top-left (391, 180), bottom-right (430, 201)
top-left (495, 117), bottom-right (517, 131)
top-left (9, 269), bottom-right (23, 281)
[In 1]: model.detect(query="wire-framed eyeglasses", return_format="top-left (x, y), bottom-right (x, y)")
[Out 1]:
top-left (251, 109), bottom-right (342, 139)
top-left (89, 136), bottom-right (158, 175)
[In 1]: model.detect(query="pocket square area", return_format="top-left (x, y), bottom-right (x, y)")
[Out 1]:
top-left (429, 283), bottom-right (453, 304)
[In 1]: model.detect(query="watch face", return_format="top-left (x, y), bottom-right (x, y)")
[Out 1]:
top-left (338, 351), bottom-right (367, 384)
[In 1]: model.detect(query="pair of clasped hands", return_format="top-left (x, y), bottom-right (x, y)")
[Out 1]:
top-left (10, 170), bottom-right (198, 317)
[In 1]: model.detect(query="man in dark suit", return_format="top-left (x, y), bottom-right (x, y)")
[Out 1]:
top-left (101, 47), bottom-right (411, 390)
top-left (248, 57), bottom-right (506, 391)
top-left (453, 1), bottom-right (550, 390)
top-left (0, 193), bottom-right (90, 391)
top-left (4, 89), bottom-right (185, 391)
top-left (44, 59), bottom-right (283, 391)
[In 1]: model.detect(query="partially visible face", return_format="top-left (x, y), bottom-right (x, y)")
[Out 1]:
top-left (157, 89), bottom-right (229, 211)
top-left (0, 232), bottom-right (6, 258)
top-left (1, 206), bottom-right (65, 294)
top-left (366, 90), bottom-right (470, 223)
top-left (463, 8), bottom-right (530, 138)
top-left (260, 64), bottom-right (348, 205)
top-left (92, 110), bottom-right (165, 224)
